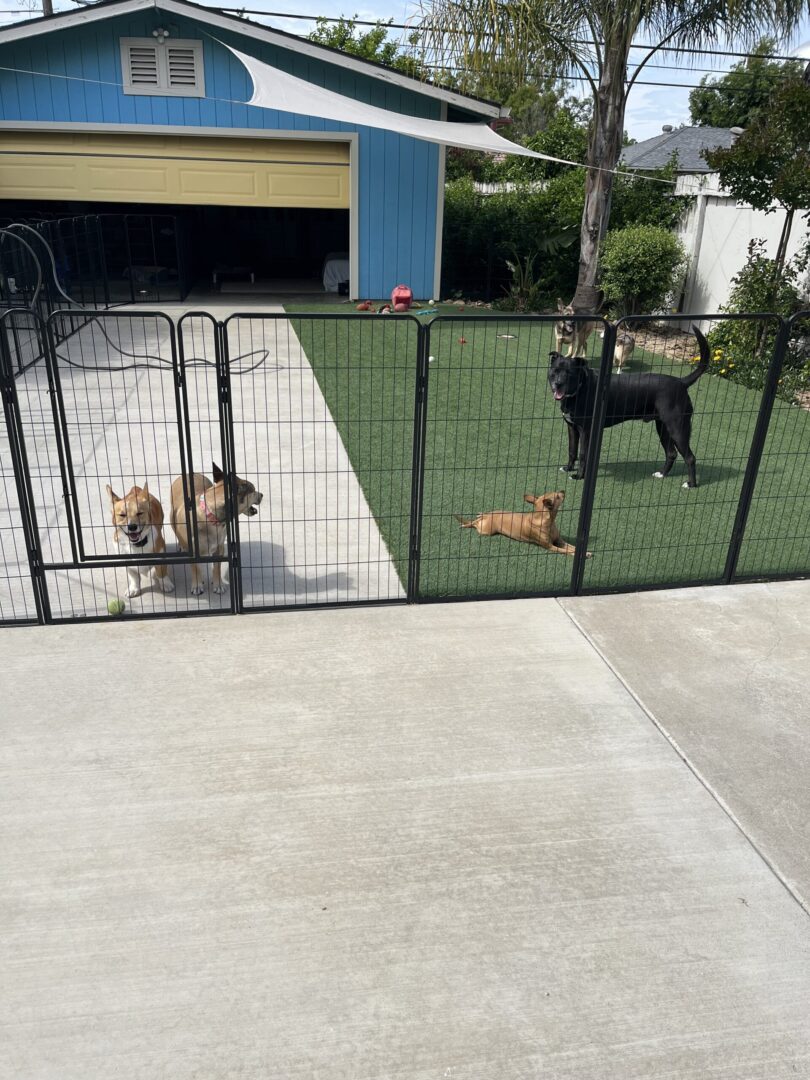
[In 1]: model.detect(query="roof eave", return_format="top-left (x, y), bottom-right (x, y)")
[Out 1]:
top-left (0, 0), bottom-right (501, 118)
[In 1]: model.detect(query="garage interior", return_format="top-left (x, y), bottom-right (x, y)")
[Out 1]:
top-left (0, 132), bottom-right (352, 303)
top-left (0, 200), bottom-right (350, 302)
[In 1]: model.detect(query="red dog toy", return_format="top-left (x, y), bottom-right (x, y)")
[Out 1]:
top-left (391, 284), bottom-right (413, 311)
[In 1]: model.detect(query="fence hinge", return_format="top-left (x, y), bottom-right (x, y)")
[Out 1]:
top-left (174, 368), bottom-right (185, 389)
top-left (218, 377), bottom-right (230, 405)
top-left (1, 382), bottom-right (13, 406)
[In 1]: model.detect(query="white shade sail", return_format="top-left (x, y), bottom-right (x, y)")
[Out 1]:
top-left (224, 42), bottom-right (573, 164)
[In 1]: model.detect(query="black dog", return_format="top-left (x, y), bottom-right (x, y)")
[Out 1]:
top-left (547, 326), bottom-right (710, 488)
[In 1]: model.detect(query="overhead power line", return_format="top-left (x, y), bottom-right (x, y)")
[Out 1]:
top-left (3, 3), bottom-right (808, 65)
top-left (207, 8), bottom-right (810, 64)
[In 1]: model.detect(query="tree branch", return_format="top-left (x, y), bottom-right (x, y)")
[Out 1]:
top-left (626, 18), bottom-right (700, 93)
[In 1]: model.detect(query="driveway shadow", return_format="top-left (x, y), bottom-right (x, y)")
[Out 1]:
top-left (237, 539), bottom-right (356, 604)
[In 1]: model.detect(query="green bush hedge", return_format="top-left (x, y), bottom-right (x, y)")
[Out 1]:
top-left (599, 224), bottom-right (686, 317)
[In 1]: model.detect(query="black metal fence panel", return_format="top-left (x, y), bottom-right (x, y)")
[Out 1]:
top-left (0, 214), bottom-right (188, 315)
top-left (0, 312), bottom-right (43, 624)
top-left (734, 310), bottom-right (810, 582)
top-left (222, 313), bottom-right (419, 609)
top-left (1, 307), bottom-right (808, 626)
top-left (2, 309), bottom-right (229, 620)
top-left (416, 314), bottom-right (607, 600)
top-left (574, 314), bottom-right (785, 592)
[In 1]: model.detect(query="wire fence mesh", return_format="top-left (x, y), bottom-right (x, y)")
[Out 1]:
top-left (417, 314), bottom-right (605, 599)
top-left (576, 315), bottom-right (783, 592)
top-left (223, 313), bottom-right (417, 608)
top-left (0, 307), bottom-right (808, 624)
top-left (735, 310), bottom-right (810, 582)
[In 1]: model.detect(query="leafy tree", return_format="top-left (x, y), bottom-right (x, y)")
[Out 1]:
top-left (609, 158), bottom-right (693, 232)
top-left (705, 69), bottom-right (810, 274)
top-left (501, 104), bottom-right (590, 180)
top-left (445, 147), bottom-right (503, 183)
top-left (417, 0), bottom-right (810, 312)
top-left (689, 37), bottom-right (803, 127)
top-left (456, 70), bottom-right (568, 142)
top-left (308, 15), bottom-right (426, 78)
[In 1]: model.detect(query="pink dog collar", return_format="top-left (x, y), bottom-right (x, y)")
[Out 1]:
top-left (199, 493), bottom-right (223, 526)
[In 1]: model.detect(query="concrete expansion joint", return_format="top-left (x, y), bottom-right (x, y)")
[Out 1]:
top-left (555, 596), bottom-right (810, 922)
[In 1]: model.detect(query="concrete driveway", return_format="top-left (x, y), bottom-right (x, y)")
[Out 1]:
top-left (2, 580), bottom-right (809, 1078)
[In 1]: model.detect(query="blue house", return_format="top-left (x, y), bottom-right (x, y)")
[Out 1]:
top-left (0, 0), bottom-right (501, 299)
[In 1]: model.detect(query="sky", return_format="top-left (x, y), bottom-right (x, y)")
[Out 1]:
top-left (1, 0), bottom-right (809, 142)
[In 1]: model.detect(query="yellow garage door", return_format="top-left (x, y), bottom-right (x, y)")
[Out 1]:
top-left (0, 132), bottom-right (350, 209)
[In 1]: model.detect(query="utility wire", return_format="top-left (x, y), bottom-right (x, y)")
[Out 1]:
top-left (3, 3), bottom-right (809, 64)
top-left (211, 9), bottom-right (810, 63)
top-left (0, 57), bottom-right (781, 93)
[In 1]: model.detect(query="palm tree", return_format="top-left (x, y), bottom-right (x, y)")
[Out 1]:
top-left (416, 0), bottom-right (809, 312)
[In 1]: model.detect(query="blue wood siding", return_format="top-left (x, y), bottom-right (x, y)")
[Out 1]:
top-left (0, 12), bottom-right (442, 298)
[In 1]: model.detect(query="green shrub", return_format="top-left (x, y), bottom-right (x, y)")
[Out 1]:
top-left (440, 176), bottom-right (581, 304)
top-left (706, 238), bottom-right (808, 402)
top-left (599, 224), bottom-right (686, 316)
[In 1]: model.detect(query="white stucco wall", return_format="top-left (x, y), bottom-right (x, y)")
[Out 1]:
top-left (675, 172), bottom-right (809, 315)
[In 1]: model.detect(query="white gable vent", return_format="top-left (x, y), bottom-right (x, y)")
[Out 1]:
top-left (121, 38), bottom-right (205, 97)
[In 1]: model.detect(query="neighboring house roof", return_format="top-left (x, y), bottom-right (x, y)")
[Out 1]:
top-left (621, 126), bottom-right (735, 173)
top-left (0, 0), bottom-right (500, 118)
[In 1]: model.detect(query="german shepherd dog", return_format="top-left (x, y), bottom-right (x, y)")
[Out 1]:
top-left (547, 326), bottom-right (710, 489)
top-left (554, 300), bottom-right (600, 358)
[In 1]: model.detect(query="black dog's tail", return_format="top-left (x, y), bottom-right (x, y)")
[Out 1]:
top-left (680, 325), bottom-right (710, 387)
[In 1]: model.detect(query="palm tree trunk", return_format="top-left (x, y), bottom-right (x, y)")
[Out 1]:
top-left (571, 45), bottom-right (628, 313)
top-left (774, 207), bottom-right (794, 279)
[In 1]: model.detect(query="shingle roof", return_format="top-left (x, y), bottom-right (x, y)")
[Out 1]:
top-left (620, 126), bottom-right (735, 173)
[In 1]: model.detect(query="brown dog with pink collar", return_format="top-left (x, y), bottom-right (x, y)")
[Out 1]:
top-left (169, 463), bottom-right (263, 595)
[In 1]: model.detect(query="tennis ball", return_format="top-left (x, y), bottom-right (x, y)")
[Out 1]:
top-left (107, 598), bottom-right (126, 616)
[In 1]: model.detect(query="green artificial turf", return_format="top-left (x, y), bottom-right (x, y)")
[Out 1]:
top-left (286, 307), bottom-right (810, 597)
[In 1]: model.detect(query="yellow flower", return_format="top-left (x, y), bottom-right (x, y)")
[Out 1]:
top-left (729, 362), bottom-right (735, 368)
top-left (720, 368), bottom-right (726, 374)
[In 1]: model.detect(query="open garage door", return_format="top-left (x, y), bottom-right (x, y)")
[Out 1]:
top-left (0, 132), bottom-right (350, 209)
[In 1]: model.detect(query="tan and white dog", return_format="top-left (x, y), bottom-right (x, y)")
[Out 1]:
top-left (106, 483), bottom-right (175, 598)
top-left (598, 327), bottom-right (636, 374)
top-left (554, 299), bottom-right (600, 358)
top-left (170, 463), bottom-right (263, 595)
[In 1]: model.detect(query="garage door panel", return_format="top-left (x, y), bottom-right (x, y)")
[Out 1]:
top-left (0, 133), bottom-right (350, 209)
top-left (268, 170), bottom-right (346, 202)
top-left (2, 160), bottom-right (78, 195)
top-left (87, 164), bottom-right (171, 197)
top-left (178, 167), bottom-right (258, 199)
